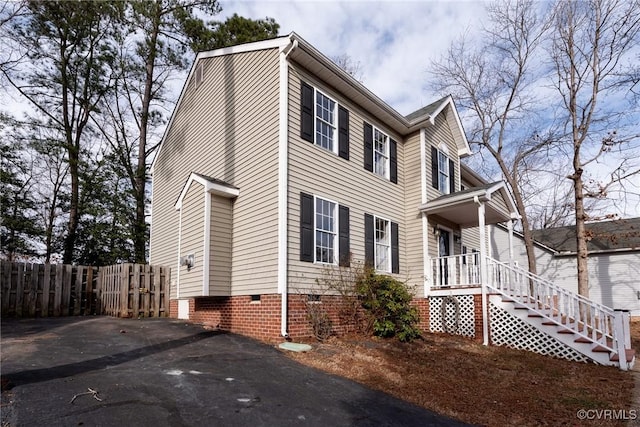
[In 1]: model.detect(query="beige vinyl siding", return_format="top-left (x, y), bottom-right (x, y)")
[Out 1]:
top-left (150, 48), bottom-right (280, 296)
top-left (425, 113), bottom-right (459, 202)
top-left (178, 182), bottom-right (205, 297)
top-left (403, 131), bottom-right (426, 292)
top-left (287, 67), bottom-right (407, 292)
top-left (462, 227), bottom-right (482, 253)
top-left (210, 194), bottom-right (233, 296)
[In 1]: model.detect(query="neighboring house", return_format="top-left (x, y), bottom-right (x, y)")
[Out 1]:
top-left (150, 33), bottom-right (633, 369)
top-left (490, 218), bottom-right (640, 317)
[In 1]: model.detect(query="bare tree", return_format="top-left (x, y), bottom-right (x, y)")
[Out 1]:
top-left (430, 0), bottom-right (553, 276)
top-left (332, 54), bottom-right (365, 82)
top-left (550, 0), bottom-right (640, 298)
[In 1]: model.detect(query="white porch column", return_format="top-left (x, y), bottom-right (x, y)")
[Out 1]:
top-left (507, 218), bottom-right (514, 269)
top-left (507, 218), bottom-right (515, 292)
top-left (477, 200), bottom-right (489, 346)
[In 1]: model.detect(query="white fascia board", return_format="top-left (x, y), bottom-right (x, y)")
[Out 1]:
top-left (197, 37), bottom-right (291, 60)
top-left (420, 190), bottom-right (486, 212)
top-left (204, 181), bottom-right (239, 198)
top-left (175, 173), bottom-right (238, 210)
top-left (288, 32), bottom-right (411, 134)
top-left (151, 36), bottom-right (291, 174)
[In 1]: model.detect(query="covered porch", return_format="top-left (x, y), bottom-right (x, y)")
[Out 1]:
top-left (419, 181), bottom-right (519, 294)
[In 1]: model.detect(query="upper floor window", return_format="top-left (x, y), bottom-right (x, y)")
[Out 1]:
top-left (364, 122), bottom-right (397, 184)
top-left (315, 90), bottom-right (337, 152)
top-left (373, 128), bottom-right (389, 178)
top-left (300, 82), bottom-right (350, 160)
top-left (438, 150), bottom-right (450, 194)
top-left (431, 144), bottom-right (455, 195)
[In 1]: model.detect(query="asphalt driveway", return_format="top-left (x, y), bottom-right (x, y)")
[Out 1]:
top-left (1, 317), bottom-right (467, 426)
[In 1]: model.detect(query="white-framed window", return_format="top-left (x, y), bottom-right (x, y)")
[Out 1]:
top-left (373, 127), bottom-right (389, 178)
top-left (375, 216), bottom-right (391, 272)
top-left (315, 89), bottom-right (337, 153)
top-left (437, 146), bottom-right (450, 194)
top-left (315, 196), bottom-right (337, 264)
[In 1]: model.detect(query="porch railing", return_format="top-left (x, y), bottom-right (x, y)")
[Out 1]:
top-left (485, 257), bottom-right (632, 370)
top-left (431, 253), bottom-right (482, 288)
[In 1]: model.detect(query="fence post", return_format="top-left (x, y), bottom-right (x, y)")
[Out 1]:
top-left (1, 261), bottom-right (11, 315)
top-left (613, 310), bottom-right (629, 371)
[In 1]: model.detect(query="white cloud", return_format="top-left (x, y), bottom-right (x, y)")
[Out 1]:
top-left (219, 0), bottom-right (488, 115)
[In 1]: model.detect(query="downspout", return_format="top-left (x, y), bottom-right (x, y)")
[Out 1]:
top-left (419, 128), bottom-right (430, 297)
top-left (176, 206), bottom-right (183, 299)
top-left (278, 39), bottom-right (298, 338)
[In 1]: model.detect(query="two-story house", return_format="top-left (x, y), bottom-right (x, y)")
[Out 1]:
top-left (150, 33), bottom-right (633, 370)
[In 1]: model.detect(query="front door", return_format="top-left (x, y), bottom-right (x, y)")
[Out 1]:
top-left (438, 229), bottom-right (451, 285)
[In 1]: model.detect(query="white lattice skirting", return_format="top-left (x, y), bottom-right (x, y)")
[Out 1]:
top-left (429, 295), bottom-right (475, 337)
top-left (489, 302), bottom-right (589, 363)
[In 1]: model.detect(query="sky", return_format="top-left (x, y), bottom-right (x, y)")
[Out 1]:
top-left (217, 0), bottom-right (488, 116)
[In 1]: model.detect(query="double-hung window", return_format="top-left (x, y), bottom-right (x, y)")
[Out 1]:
top-left (364, 213), bottom-right (399, 274)
top-left (315, 90), bottom-right (337, 152)
top-left (315, 197), bottom-right (337, 264)
top-left (431, 144), bottom-right (455, 194)
top-left (375, 217), bottom-right (391, 272)
top-left (300, 193), bottom-right (350, 266)
top-left (438, 150), bottom-right (449, 194)
top-left (300, 82), bottom-right (350, 160)
top-left (373, 128), bottom-right (389, 178)
top-left (364, 122), bottom-right (397, 183)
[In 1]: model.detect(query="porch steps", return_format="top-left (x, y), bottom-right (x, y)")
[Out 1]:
top-left (490, 295), bottom-right (636, 368)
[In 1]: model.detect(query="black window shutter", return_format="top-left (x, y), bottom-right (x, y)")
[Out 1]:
top-left (391, 222), bottom-right (399, 274)
top-left (431, 146), bottom-right (438, 189)
top-left (300, 192), bottom-right (314, 262)
top-left (338, 205), bottom-right (350, 267)
top-left (390, 139), bottom-right (398, 184)
top-left (338, 106), bottom-right (350, 160)
top-left (300, 82), bottom-right (314, 143)
top-left (364, 213), bottom-right (374, 267)
top-left (449, 159), bottom-right (455, 194)
top-left (364, 123), bottom-right (373, 172)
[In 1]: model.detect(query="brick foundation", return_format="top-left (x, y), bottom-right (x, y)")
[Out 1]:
top-left (169, 292), bottom-right (488, 343)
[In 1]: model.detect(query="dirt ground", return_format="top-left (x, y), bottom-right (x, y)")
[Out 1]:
top-left (286, 321), bottom-right (640, 427)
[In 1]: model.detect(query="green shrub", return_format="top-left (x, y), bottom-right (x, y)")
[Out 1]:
top-left (356, 271), bottom-right (421, 342)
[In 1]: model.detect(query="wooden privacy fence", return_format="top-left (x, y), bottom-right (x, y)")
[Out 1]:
top-left (99, 264), bottom-right (170, 318)
top-left (0, 261), bottom-right (170, 318)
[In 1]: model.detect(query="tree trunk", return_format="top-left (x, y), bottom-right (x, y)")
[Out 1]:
top-left (132, 4), bottom-right (161, 264)
top-left (63, 148), bottom-right (79, 264)
top-left (572, 169), bottom-right (589, 299)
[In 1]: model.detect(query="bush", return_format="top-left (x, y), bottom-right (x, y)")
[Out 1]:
top-left (356, 271), bottom-right (421, 342)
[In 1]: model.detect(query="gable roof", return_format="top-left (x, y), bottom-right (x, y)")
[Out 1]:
top-left (151, 32), bottom-right (472, 173)
top-left (420, 181), bottom-right (519, 227)
top-left (174, 172), bottom-right (239, 210)
top-left (404, 95), bottom-right (471, 157)
top-left (532, 218), bottom-right (640, 254)
top-left (405, 96), bottom-right (450, 122)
